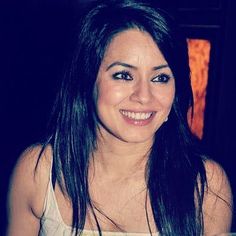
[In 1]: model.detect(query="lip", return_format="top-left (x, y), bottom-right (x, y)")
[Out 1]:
top-left (119, 109), bottom-right (156, 126)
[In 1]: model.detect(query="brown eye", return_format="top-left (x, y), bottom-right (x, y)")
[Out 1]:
top-left (151, 73), bottom-right (171, 83)
top-left (112, 71), bottom-right (133, 81)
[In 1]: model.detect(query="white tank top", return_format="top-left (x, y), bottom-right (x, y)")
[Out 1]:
top-left (39, 163), bottom-right (159, 236)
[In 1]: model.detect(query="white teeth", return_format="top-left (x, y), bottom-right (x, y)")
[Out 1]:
top-left (120, 110), bottom-right (152, 120)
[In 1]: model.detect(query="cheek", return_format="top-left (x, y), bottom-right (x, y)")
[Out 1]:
top-left (154, 86), bottom-right (175, 109)
top-left (96, 81), bottom-right (129, 106)
top-left (166, 89), bottom-right (175, 108)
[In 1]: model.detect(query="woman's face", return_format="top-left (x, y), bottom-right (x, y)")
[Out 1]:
top-left (95, 29), bottom-right (175, 144)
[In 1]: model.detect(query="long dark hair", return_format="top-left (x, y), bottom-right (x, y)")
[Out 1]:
top-left (44, 0), bottom-right (207, 235)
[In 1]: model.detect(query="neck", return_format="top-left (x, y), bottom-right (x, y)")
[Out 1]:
top-left (90, 130), bottom-right (153, 181)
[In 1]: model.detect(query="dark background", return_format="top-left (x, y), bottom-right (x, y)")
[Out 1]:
top-left (1, 0), bottom-right (236, 234)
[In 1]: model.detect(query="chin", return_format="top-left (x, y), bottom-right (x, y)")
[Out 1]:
top-left (117, 132), bottom-right (155, 144)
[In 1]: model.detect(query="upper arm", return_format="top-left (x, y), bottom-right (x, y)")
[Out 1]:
top-left (203, 160), bottom-right (233, 235)
top-left (7, 145), bottom-right (51, 236)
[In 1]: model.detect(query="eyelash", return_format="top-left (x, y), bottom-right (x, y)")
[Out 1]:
top-left (151, 73), bottom-right (171, 83)
top-left (112, 71), bottom-right (171, 83)
top-left (112, 71), bottom-right (133, 81)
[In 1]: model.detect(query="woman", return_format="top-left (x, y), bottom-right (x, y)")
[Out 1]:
top-left (7, 0), bottom-right (233, 235)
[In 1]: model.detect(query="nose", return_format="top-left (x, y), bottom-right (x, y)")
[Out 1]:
top-left (130, 80), bottom-right (153, 104)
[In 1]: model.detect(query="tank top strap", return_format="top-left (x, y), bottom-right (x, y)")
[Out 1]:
top-left (41, 155), bottom-right (54, 215)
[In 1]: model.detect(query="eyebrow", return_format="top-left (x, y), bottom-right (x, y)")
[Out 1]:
top-left (106, 62), bottom-right (136, 71)
top-left (153, 64), bottom-right (169, 70)
top-left (106, 61), bottom-right (169, 71)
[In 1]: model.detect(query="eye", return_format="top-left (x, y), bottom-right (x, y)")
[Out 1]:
top-left (112, 71), bottom-right (133, 81)
top-left (151, 73), bottom-right (171, 83)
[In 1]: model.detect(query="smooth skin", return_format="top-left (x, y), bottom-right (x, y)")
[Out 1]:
top-left (7, 30), bottom-right (233, 235)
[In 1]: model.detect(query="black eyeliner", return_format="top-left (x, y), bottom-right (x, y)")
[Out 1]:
top-left (112, 70), bottom-right (133, 81)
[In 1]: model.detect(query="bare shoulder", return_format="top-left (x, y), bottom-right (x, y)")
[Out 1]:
top-left (203, 159), bottom-right (233, 235)
top-left (7, 144), bottom-right (53, 235)
top-left (10, 144), bottom-right (52, 215)
top-left (204, 159), bottom-right (232, 204)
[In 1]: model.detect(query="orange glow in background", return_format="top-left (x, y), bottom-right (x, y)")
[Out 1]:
top-left (187, 39), bottom-right (211, 139)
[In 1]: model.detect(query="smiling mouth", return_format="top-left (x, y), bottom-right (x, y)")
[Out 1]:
top-left (120, 110), bottom-right (154, 120)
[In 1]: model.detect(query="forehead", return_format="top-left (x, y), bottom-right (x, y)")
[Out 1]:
top-left (101, 29), bottom-right (167, 66)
